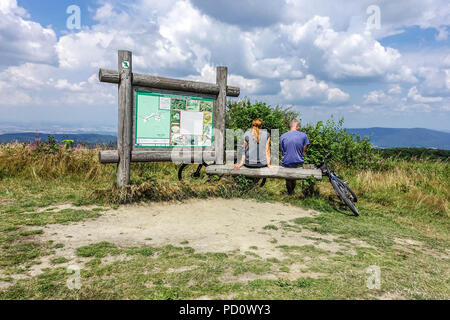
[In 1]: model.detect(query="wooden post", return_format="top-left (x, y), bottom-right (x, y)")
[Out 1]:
top-left (215, 66), bottom-right (227, 165)
top-left (117, 50), bottom-right (133, 187)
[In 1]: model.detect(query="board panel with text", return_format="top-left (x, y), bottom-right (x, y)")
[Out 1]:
top-left (135, 91), bottom-right (214, 148)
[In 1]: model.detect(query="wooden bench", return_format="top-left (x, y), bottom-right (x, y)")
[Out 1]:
top-left (205, 165), bottom-right (322, 180)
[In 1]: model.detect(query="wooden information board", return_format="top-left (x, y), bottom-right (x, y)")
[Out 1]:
top-left (98, 50), bottom-right (240, 187)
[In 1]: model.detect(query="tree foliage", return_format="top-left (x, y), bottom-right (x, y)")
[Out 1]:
top-left (377, 148), bottom-right (450, 161)
top-left (226, 99), bottom-right (298, 134)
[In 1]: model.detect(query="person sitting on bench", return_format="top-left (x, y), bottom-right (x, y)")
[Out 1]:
top-left (234, 118), bottom-right (273, 170)
top-left (280, 119), bottom-right (310, 195)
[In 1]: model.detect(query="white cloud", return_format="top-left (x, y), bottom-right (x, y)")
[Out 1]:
top-left (187, 64), bottom-right (263, 94)
top-left (395, 102), bottom-right (433, 113)
top-left (336, 104), bottom-right (374, 114)
top-left (443, 54), bottom-right (450, 67)
top-left (363, 90), bottom-right (387, 105)
top-left (0, 0), bottom-right (449, 129)
top-left (386, 65), bottom-right (417, 83)
top-left (0, 79), bottom-right (32, 105)
top-left (93, 3), bottom-right (115, 21)
top-left (416, 66), bottom-right (450, 97)
top-left (0, 0), bottom-right (57, 67)
top-left (0, 63), bottom-right (53, 89)
top-left (435, 26), bottom-right (449, 41)
top-left (190, 0), bottom-right (285, 28)
top-left (0, 62), bottom-right (115, 107)
top-left (279, 16), bottom-right (417, 83)
top-left (280, 74), bottom-right (349, 105)
top-left (195, 0), bottom-right (450, 39)
top-left (56, 31), bottom-right (117, 70)
top-left (54, 79), bottom-right (87, 92)
top-left (0, 0), bottom-right (27, 16)
top-left (50, 1), bottom-right (420, 95)
top-left (407, 86), bottom-right (443, 103)
top-left (388, 85), bottom-right (402, 95)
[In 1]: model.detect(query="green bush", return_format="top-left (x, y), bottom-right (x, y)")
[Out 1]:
top-left (39, 135), bottom-right (60, 155)
top-left (301, 117), bottom-right (381, 168)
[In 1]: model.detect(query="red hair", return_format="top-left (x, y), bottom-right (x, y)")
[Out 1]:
top-left (252, 118), bottom-right (263, 143)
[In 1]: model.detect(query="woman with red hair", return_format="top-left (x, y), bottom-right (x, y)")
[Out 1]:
top-left (234, 118), bottom-right (273, 170)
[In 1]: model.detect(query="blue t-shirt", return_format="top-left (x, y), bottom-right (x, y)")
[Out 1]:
top-left (280, 131), bottom-right (310, 167)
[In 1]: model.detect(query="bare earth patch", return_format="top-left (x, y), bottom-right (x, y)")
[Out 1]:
top-left (39, 199), bottom-right (368, 261)
top-left (0, 198), bottom-right (377, 287)
top-left (393, 237), bottom-right (449, 260)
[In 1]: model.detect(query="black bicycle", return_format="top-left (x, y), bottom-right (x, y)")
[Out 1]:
top-left (318, 153), bottom-right (359, 216)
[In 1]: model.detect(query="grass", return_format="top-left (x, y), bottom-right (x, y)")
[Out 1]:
top-left (51, 257), bottom-right (69, 265)
top-left (0, 143), bottom-right (448, 299)
top-left (263, 225), bottom-right (278, 231)
top-left (1, 240), bottom-right (446, 299)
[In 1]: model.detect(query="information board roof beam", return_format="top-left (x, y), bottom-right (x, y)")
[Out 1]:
top-left (99, 68), bottom-right (240, 97)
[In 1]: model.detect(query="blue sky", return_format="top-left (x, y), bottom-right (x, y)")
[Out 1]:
top-left (0, 0), bottom-right (449, 133)
top-left (17, 0), bottom-right (95, 33)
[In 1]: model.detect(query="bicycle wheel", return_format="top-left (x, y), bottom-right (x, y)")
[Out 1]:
top-left (330, 178), bottom-right (359, 216)
top-left (337, 178), bottom-right (358, 203)
top-left (177, 164), bottom-right (206, 181)
top-left (346, 185), bottom-right (358, 203)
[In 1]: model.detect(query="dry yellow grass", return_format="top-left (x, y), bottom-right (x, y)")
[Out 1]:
top-left (0, 142), bottom-right (111, 181)
top-left (349, 160), bottom-right (449, 217)
top-left (1, 143), bottom-right (448, 218)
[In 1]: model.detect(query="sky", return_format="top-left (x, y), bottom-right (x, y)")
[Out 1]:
top-left (0, 0), bottom-right (449, 133)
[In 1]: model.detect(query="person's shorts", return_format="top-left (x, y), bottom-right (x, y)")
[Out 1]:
top-left (244, 163), bottom-right (267, 168)
top-left (282, 163), bottom-right (303, 168)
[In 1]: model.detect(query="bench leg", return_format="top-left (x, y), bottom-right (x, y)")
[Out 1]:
top-left (250, 178), bottom-right (267, 187)
top-left (259, 178), bottom-right (267, 187)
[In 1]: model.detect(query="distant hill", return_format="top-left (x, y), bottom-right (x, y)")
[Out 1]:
top-left (347, 128), bottom-right (450, 150)
top-left (1, 128), bottom-right (449, 150)
top-left (0, 132), bottom-right (116, 145)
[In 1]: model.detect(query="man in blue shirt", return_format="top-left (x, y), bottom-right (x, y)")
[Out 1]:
top-left (280, 119), bottom-right (310, 195)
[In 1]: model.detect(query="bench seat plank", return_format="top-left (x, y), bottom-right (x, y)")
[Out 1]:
top-left (205, 165), bottom-right (322, 180)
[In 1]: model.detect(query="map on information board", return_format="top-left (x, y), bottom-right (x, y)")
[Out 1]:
top-left (135, 91), bottom-right (214, 147)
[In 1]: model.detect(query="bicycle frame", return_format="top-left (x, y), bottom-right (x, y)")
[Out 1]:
top-left (318, 153), bottom-right (334, 179)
